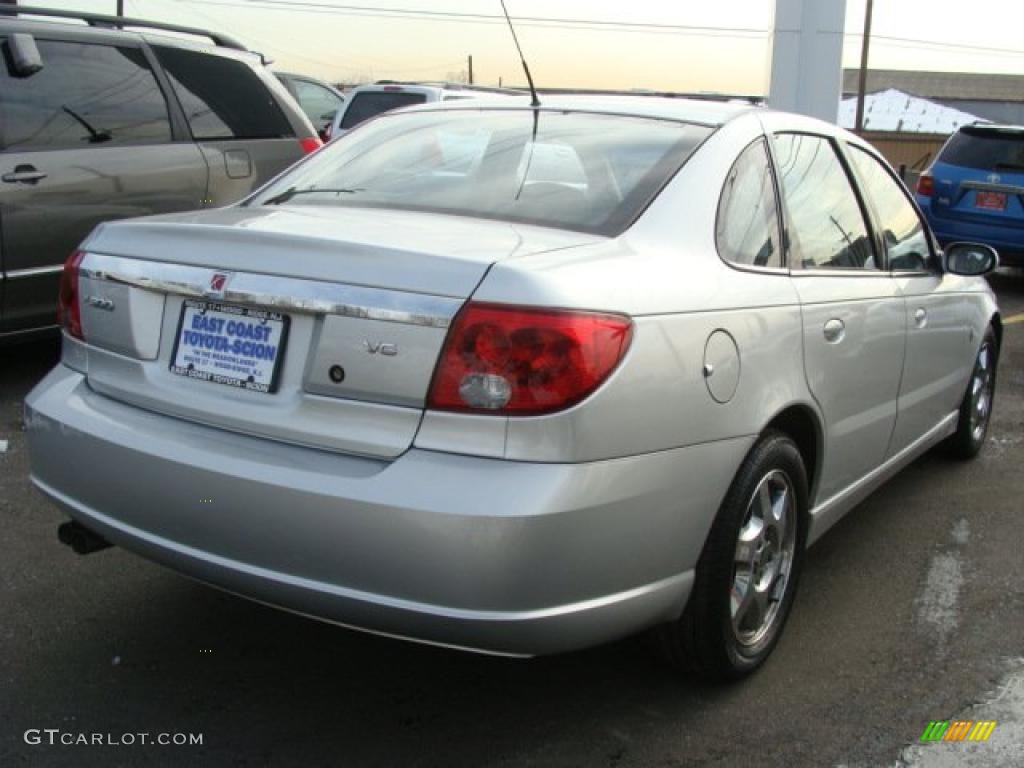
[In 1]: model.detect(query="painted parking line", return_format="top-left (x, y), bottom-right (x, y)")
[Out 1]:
top-left (1005, 313), bottom-right (1024, 326)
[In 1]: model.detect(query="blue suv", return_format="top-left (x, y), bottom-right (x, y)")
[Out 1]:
top-left (917, 124), bottom-right (1024, 267)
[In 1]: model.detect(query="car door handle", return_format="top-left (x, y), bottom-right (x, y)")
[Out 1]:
top-left (823, 318), bottom-right (846, 344)
top-left (913, 308), bottom-right (928, 329)
top-left (2, 166), bottom-right (47, 184)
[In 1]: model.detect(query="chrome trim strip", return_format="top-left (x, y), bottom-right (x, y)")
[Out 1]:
top-left (4, 265), bottom-right (64, 280)
top-left (960, 180), bottom-right (1024, 195)
top-left (807, 411), bottom-right (958, 546)
top-left (79, 252), bottom-right (461, 328)
top-left (790, 268), bottom-right (893, 278)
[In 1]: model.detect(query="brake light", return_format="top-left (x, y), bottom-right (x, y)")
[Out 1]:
top-left (58, 250), bottom-right (85, 340)
top-left (298, 136), bottom-right (322, 155)
top-left (427, 303), bottom-right (633, 415)
top-left (916, 173), bottom-right (934, 197)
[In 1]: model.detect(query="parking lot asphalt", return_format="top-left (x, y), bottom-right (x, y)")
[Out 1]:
top-left (1, 273), bottom-right (1022, 768)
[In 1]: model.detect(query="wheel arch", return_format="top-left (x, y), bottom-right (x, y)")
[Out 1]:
top-left (762, 403), bottom-right (824, 508)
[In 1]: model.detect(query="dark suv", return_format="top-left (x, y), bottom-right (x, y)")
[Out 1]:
top-left (0, 6), bottom-right (321, 340)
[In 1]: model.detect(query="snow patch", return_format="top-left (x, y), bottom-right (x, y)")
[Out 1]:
top-left (917, 553), bottom-right (963, 643)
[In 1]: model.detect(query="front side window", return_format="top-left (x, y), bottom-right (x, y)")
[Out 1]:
top-left (251, 110), bottom-right (711, 236)
top-left (716, 139), bottom-right (782, 269)
top-left (292, 79), bottom-right (343, 124)
top-left (155, 47), bottom-right (293, 140)
top-left (848, 145), bottom-right (932, 271)
top-left (773, 133), bottom-right (877, 270)
top-left (0, 39), bottom-right (171, 150)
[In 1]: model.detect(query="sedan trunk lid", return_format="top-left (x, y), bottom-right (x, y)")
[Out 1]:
top-left (74, 206), bottom-right (601, 458)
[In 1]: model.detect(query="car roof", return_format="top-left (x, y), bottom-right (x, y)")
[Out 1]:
top-left (959, 123), bottom-right (1024, 135)
top-left (409, 93), bottom-right (760, 127)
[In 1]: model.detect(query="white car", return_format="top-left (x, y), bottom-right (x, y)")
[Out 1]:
top-left (326, 82), bottom-right (518, 141)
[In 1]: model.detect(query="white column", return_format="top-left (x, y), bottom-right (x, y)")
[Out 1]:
top-left (768, 0), bottom-right (848, 123)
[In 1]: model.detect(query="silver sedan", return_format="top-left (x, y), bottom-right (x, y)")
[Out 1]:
top-left (26, 96), bottom-right (1001, 681)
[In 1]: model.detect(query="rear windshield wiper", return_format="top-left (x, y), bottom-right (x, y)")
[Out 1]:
top-left (992, 162), bottom-right (1024, 172)
top-left (263, 187), bottom-right (365, 205)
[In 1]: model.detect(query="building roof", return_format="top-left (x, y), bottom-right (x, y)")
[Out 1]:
top-left (838, 88), bottom-right (985, 134)
top-left (843, 69), bottom-right (1024, 103)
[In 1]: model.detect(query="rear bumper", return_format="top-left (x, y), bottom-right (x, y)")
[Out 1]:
top-left (25, 365), bottom-right (752, 656)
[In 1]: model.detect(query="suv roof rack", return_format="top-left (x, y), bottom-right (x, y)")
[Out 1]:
top-left (0, 4), bottom-right (249, 54)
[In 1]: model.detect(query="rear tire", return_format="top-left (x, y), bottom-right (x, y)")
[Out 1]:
top-left (651, 431), bottom-right (808, 682)
top-left (945, 326), bottom-right (998, 460)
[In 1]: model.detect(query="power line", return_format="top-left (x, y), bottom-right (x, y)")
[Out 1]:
top-left (171, 0), bottom-right (1024, 65)
top-left (170, 0), bottom-right (456, 69)
top-left (176, 0), bottom-right (770, 38)
top-left (184, 0), bottom-right (1024, 58)
top-left (240, 0), bottom-right (769, 34)
top-left (845, 32), bottom-right (1024, 58)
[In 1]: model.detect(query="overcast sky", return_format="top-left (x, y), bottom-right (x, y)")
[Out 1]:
top-left (30, 0), bottom-right (1024, 91)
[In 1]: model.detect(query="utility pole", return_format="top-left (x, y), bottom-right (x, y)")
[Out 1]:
top-left (467, 55), bottom-right (474, 85)
top-left (117, 0), bottom-right (124, 17)
top-left (854, 0), bottom-right (874, 134)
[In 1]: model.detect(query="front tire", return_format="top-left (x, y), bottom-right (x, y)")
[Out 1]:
top-left (652, 431), bottom-right (808, 681)
top-left (945, 326), bottom-right (998, 460)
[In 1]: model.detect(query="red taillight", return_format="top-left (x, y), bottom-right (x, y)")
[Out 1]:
top-left (427, 303), bottom-right (633, 415)
top-left (298, 136), bottom-right (323, 155)
top-left (58, 250), bottom-right (85, 340)
top-left (916, 173), bottom-right (934, 197)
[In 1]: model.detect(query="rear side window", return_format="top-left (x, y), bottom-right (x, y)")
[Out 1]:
top-left (154, 48), bottom-right (293, 140)
top-left (774, 133), bottom-right (877, 270)
top-left (940, 127), bottom-right (1024, 172)
top-left (716, 139), bottom-right (782, 269)
top-left (848, 146), bottom-right (932, 271)
top-left (340, 91), bottom-right (427, 130)
top-left (0, 39), bottom-right (171, 150)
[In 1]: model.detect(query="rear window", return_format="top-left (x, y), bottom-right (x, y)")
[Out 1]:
top-left (339, 91), bottom-right (428, 130)
top-left (940, 127), bottom-right (1024, 172)
top-left (154, 47), bottom-right (293, 140)
top-left (252, 110), bottom-right (711, 236)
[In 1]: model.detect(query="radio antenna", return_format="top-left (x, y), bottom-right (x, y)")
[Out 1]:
top-left (499, 0), bottom-right (540, 107)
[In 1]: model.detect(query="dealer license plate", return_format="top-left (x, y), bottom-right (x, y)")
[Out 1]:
top-left (975, 191), bottom-right (1007, 211)
top-left (170, 300), bottom-right (289, 393)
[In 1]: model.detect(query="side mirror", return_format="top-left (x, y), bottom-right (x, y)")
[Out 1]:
top-left (6, 33), bottom-right (44, 77)
top-left (942, 242), bottom-right (999, 276)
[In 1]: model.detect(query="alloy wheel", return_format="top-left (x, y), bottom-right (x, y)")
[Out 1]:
top-left (730, 469), bottom-right (797, 651)
top-left (969, 341), bottom-right (996, 443)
